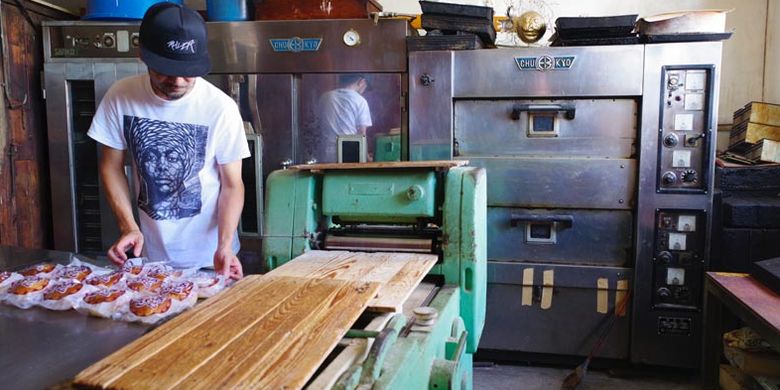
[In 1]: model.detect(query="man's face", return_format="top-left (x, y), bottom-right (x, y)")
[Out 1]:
top-left (148, 69), bottom-right (196, 100)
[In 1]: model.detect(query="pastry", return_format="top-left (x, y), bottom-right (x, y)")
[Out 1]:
top-left (85, 271), bottom-right (123, 287)
top-left (56, 265), bottom-right (92, 281)
top-left (43, 280), bottom-right (84, 300)
top-left (8, 276), bottom-right (49, 295)
top-left (129, 295), bottom-right (172, 317)
top-left (127, 276), bottom-right (163, 293)
top-left (83, 288), bottom-right (126, 304)
top-left (145, 265), bottom-right (177, 280)
top-left (122, 262), bottom-right (143, 276)
top-left (195, 277), bottom-right (219, 289)
top-left (20, 262), bottom-right (56, 276)
top-left (0, 271), bottom-right (12, 284)
top-left (161, 280), bottom-right (194, 301)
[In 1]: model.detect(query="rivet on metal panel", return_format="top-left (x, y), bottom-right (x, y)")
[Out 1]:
top-left (420, 74), bottom-right (435, 86)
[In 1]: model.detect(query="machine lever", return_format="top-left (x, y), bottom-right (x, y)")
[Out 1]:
top-left (511, 104), bottom-right (576, 120)
top-left (510, 214), bottom-right (574, 228)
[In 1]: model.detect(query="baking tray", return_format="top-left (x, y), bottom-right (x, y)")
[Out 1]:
top-left (554, 14), bottom-right (637, 39)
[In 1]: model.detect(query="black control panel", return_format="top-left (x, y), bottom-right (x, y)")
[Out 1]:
top-left (656, 66), bottom-right (714, 193)
top-left (652, 209), bottom-right (706, 310)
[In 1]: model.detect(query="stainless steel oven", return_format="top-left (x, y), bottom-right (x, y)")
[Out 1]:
top-left (43, 21), bottom-right (264, 256)
top-left (409, 42), bottom-right (722, 368)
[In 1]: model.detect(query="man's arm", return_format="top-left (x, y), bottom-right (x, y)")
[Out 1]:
top-left (99, 145), bottom-right (143, 265)
top-left (214, 160), bottom-right (244, 280)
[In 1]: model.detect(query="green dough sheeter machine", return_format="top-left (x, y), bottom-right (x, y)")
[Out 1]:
top-left (263, 160), bottom-right (487, 389)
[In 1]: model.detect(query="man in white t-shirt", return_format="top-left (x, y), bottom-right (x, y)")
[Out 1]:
top-left (318, 74), bottom-right (372, 161)
top-left (87, 3), bottom-right (249, 279)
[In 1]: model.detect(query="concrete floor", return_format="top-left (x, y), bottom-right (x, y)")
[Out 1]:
top-left (473, 363), bottom-right (699, 390)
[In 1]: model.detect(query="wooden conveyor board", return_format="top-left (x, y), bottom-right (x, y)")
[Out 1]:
top-left (267, 250), bottom-right (439, 312)
top-left (74, 275), bottom-right (380, 390)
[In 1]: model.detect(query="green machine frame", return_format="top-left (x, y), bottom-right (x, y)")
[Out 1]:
top-left (263, 165), bottom-right (486, 389)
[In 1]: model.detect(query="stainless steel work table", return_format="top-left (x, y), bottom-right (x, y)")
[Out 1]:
top-left (0, 246), bottom-right (151, 390)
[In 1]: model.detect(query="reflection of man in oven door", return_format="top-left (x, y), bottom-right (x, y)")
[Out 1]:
top-left (318, 74), bottom-right (372, 161)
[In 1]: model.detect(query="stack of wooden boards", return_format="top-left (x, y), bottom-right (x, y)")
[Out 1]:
top-left (74, 251), bottom-right (437, 389)
top-left (725, 101), bottom-right (780, 164)
top-left (408, 1), bottom-right (495, 51)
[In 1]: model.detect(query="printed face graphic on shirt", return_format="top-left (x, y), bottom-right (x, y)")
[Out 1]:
top-left (124, 116), bottom-right (207, 220)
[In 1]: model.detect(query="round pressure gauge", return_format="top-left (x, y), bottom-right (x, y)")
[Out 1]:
top-left (343, 29), bottom-right (361, 47)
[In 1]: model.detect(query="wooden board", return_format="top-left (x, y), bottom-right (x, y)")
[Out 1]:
top-left (267, 250), bottom-right (438, 312)
top-left (709, 272), bottom-right (780, 331)
top-left (291, 160), bottom-right (468, 171)
top-left (75, 275), bottom-right (380, 390)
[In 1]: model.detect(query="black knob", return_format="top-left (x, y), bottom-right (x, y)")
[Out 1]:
top-left (682, 170), bottom-right (697, 183)
top-left (657, 251), bottom-right (673, 263)
top-left (657, 287), bottom-right (671, 298)
top-left (420, 74), bottom-right (434, 86)
top-left (103, 35), bottom-right (115, 48)
top-left (131, 35), bottom-right (140, 47)
top-left (663, 134), bottom-right (678, 147)
top-left (662, 172), bottom-right (677, 185)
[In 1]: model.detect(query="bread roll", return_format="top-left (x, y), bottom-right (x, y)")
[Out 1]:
top-left (161, 280), bottom-right (194, 301)
top-left (127, 276), bottom-right (163, 293)
top-left (56, 265), bottom-right (92, 281)
top-left (83, 288), bottom-right (126, 304)
top-left (8, 276), bottom-right (49, 295)
top-left (44, 280), bottom-right (84, 301)
top-left (129, 295), bottom-right (172, 317)
top-left (85, 271), bottom-right (123, 288)
top-left (20, 263), bottom-right (56, 277)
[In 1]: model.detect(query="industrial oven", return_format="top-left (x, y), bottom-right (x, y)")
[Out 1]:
top-left (206, 18), bottom-right (409, 180)
top-left (408, 42), bottom-right (722, 368)
top-left (42, 21), bottom-right (263, 256)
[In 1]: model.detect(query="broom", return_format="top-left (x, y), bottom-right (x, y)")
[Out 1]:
top-left (561, 289), bottom-right (632, 390)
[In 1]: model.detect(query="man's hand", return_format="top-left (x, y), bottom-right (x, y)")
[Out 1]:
top-left (214, 247), bottom-right (243, 281)
top-left (108, 229), bottom-right (144, 266)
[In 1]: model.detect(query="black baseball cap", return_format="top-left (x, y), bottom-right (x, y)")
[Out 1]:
top-left (139, 2), bottom-right (211, 77)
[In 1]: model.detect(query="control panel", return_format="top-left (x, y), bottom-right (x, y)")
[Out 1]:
top-left (657, 66), bottom-right (714, 193)
top-left (47, 24), bottom-right (140, 58)
top-left (652, 209), bottom-right (706, 310)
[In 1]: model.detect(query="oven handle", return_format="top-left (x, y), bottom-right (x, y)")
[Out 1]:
top-left (510, 214), bottom-right (574, 228)
top-left (511, 104), bottom-right (576, 120)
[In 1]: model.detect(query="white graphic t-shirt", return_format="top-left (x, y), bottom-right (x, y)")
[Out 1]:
top-left (88, 74), bottom-right (250, 268)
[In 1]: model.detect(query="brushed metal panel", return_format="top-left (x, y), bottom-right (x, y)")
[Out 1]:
top-left (488, 207), bottom-right (633, 266)
top-left (465, 157), bottom-right (636, 209)
top-left (481, 261), bottom-right (631, 358)
top-left (408, 51), bottom-right (453, 161)
top-left (455, 99), bottom-right (637, 158)
top-left (208, 19), bottom-right (408, 74)
top-left (453, 45), bottom-right (644, 98)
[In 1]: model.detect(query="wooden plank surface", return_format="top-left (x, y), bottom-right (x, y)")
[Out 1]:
top-left (75, 275), bottom-right (380, 390)
top-left (267, 250), bottom-right (438, 312)
top-left (708, 272), bottom-right (780, 331)
top-left (291, 160), bottom-right (468, 171)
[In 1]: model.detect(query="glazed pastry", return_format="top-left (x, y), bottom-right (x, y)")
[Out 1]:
top-left (145, 266), bottom-right (179, 281)
top-left (85, 271), bottom-right (123, 288)
top-left (0, 271), bottom-right (11, 284)
top-left (122, 262), bottom-right (143, 276)
top-left (126, 276), bottom-right (163, 293)
top-left (195, 277), bottom-right (219, 289)
top-left (83, 288), bottom-right (126, 304)
top-left (20, 263), bottom-right (56, 276)
top-left (129, 295), bottom-right (172, 317)
top-left (8, 276), bottom-right (49, 295)
top-left (56, 265), bottom-right (92, 281)
top-left (161, 281), bottom-right (194, 301)
top-left (43, 280), bottom-right (84, 300)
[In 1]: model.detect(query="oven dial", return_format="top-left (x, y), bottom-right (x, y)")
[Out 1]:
top-left (657, 287), bottom-right (671, 298)
top-left (662, 172), bottom-right (677, 185)
top-left (343, 29), bottom-right (361, 47)
top-left (657, 251), bottom-right (673, 264)
top-left (663, 134), bottom-right (678, 147)
top-left (103, 35), bottom-right (115, 48)
top-left (682, 169), bottom-right (697, 183)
